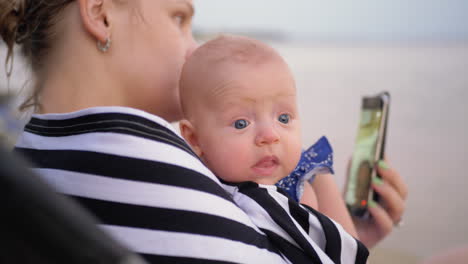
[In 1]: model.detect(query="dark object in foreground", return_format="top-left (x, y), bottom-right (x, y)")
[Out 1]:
top-left (0, 143), bottom-right (147, 264)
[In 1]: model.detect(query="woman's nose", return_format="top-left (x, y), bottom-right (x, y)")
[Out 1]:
top-left (255, 126), bottom-right (280, 146)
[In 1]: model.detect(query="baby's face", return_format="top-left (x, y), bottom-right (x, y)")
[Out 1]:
top-left (189, 61), bottom-right (302, 185)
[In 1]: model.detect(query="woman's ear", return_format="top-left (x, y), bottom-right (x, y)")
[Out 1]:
top-left (179, 120), bottom-right (203, 157)
top-left (77, 0), bottom-right (112, 45)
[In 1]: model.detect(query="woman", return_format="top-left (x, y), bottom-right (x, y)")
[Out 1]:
top-left (1, 0), bottom-right (406, 262)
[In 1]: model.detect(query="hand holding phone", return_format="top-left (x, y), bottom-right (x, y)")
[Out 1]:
top-left (345, 92), bottom-right (390, 218)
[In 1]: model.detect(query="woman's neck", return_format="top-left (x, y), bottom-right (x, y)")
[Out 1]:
top-left (38, 47), bottom-right (129, 114)
top-left (39, 73), bottom-right (126, 114)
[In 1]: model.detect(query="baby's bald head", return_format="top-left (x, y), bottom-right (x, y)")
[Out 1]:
top-left (179, 35), bottom-right (290, 120)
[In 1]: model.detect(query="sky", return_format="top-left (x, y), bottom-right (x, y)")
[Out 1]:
top-left (192, 0), bottom-right (468, 42)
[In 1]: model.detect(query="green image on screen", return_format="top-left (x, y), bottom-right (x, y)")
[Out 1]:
top-left (346, 108), bottom-right (383, 208)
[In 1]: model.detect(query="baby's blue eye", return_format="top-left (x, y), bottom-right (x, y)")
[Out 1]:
top-left (234, 119), bottom-right (249, 129)
top-left (278, 114), bottom-right (290, 124)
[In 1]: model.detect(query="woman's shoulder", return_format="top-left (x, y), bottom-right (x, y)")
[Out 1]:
top-left (16, 106), bottom-right (220, 184)
top-left (21, 106), bottom-right (182, 148)
top-left (26, 106), bottom-right (177, 134)
top-left (15, 105), bottom-right (239, 207)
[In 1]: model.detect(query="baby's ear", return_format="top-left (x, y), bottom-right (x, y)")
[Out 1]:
top-left (179, 119), bottom-right (203, 157)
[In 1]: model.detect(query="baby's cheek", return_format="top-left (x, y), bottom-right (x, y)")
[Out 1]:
top-left (206, 142), bottom-right (249, 182)
top-left (286, 138), bottom-right (303, 173)
top-left (222, 144), bottom-right (251, 181)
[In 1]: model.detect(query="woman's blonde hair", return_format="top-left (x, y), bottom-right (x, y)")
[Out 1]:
top-left (0, 0), bottom-right (74, 111)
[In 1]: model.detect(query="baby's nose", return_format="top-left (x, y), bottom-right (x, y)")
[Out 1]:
top-left (255, 126), bottom-right (280, 146)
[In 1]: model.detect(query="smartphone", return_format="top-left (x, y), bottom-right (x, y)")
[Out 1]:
top-left (345, 92), bottom-right (390, 218)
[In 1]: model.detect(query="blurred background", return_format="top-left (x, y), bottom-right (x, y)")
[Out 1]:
top-left (1, 0), bottom-right (468, 263)
top-left (193, 1), bottom-right (468, 263)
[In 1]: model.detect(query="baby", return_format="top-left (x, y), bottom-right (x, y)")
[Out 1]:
top-left (179, 35), bottom-right (302, 186)
top-left (178, 35), bottom-right (368, 263)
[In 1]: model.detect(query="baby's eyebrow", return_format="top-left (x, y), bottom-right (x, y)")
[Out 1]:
top-left (219, 93), bottom-right (297, 107)
top-left (220, 98), bottom-right (256, 108)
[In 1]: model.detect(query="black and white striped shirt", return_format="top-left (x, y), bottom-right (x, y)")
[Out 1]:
top-left (15, 107), bottom-right (368, 264)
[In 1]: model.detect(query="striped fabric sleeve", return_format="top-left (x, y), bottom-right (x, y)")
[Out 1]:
top-left (298, 204), bottom-right (369, 264)
top-left (227, 182), bottom-right (369, 264)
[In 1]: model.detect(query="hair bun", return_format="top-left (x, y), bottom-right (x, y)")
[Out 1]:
top-left (0, 0), bottom-right (27, 47)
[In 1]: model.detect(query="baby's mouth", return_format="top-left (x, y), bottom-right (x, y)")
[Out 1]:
top-left (252, 156), bottom-right (279, 176)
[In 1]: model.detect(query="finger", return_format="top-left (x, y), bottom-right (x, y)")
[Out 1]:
top-left (367, 200), bottom-right (393, 237)
top-left (343, 157), bottom-right (352, 196)
top-left (376, 160), bottom-right (408, 200)
top-left (372, 180), bottom-right (406, 223)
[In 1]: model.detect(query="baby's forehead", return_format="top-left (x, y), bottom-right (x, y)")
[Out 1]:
top-left (180, 35), bottom-right (296, 118)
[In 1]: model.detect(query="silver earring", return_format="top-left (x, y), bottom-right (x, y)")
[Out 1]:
top-left (97, 37), bottom-right (111, 52)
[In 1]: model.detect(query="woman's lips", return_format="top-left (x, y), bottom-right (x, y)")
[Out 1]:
top-left (252, 156), bottom-right (279, 176)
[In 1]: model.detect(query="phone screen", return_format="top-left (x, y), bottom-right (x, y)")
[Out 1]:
top-left (345, 95), bottom-right (388, 216)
